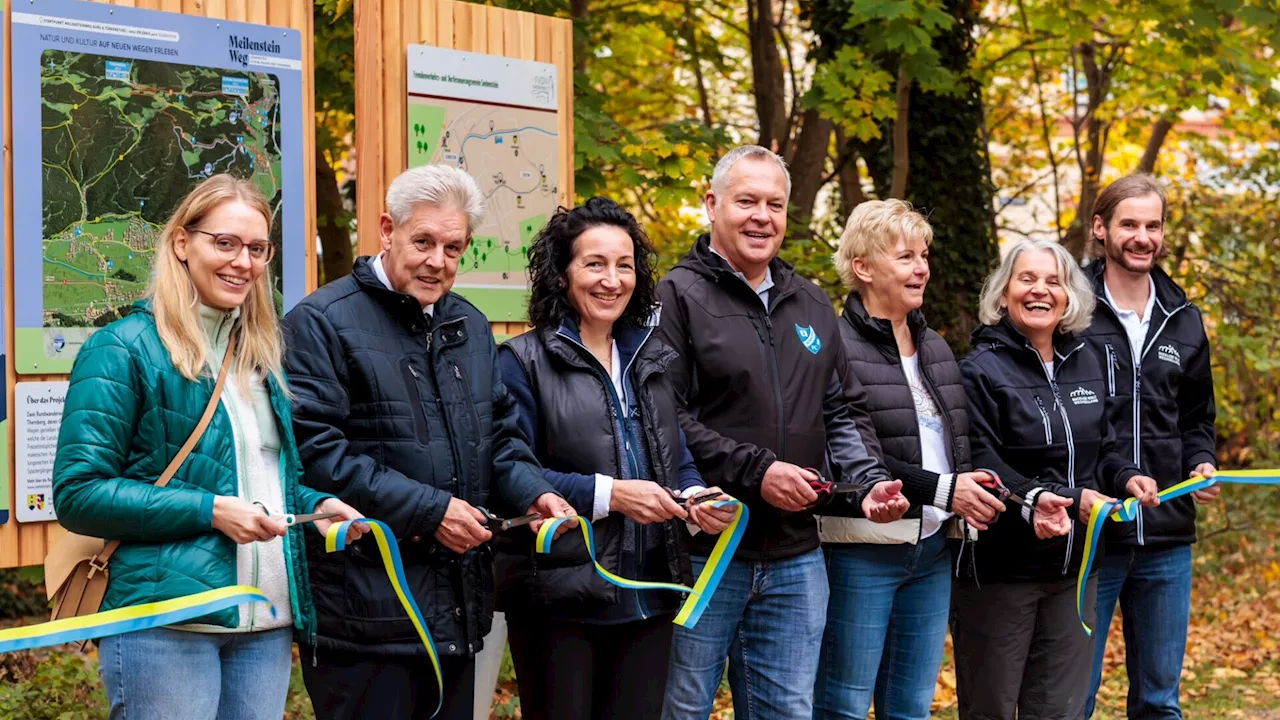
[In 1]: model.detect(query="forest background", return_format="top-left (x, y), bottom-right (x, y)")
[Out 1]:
top-left (5, 0), bottom-right (1280, 716)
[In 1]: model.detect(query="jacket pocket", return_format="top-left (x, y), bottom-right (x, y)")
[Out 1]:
top-left (1034, 395), bottom-right (1053, 444)
top-left (399, 358), bottom-right (432, 444)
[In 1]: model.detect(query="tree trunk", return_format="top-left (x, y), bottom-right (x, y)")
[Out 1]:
top-left (1066, 41), bottom-right (1110, 260)
top-left (1137, 116), bottom-right (1175, 174)
top-left (788, 107), bottom-right (833, 233)
top-left (748, 0), bottom-right (788, 153)
top-left (316, 145), bottom-right (354, 285)
top-left (684, 0), bottom-right (714, 126)
top-left (889, 63), bottom-right (911, 199)
top-left (571, 0), bottom-right (589, 74)
top-left (834, 126), bottom-right (865, 223)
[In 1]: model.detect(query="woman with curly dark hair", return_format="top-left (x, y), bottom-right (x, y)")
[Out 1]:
top-left (494, 197), bottom-right (736, 720)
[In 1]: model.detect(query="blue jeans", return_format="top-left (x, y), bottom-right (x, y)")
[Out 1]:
top-left (813, 531), bottom-right (952, 720)
top-left (662, 548), bottom-right (828, 720)
top-left (1086, 544), bottom-right (1192, 720)
top-left (99, 627), bottom-right (293, 720)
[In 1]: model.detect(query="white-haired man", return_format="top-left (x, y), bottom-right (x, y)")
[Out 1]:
top-left (657, 146), bottom-right (909, 719)
top-left (284, 164), bottom-right (572, 719)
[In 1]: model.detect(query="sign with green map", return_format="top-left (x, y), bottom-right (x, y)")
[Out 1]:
top-left (12, 0), bottom-right (307, 373)
top-left (407, 45), bottom-right (561, 321)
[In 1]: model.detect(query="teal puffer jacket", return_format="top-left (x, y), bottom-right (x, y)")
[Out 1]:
top-left (52, 302), bottom-right (331, 640)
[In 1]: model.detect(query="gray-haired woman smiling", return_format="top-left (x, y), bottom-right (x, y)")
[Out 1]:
top-left (954, 239), bottom-right (1159, 719)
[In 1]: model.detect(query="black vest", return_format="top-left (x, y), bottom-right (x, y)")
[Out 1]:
top-left (495, 324), bottom-right (693, 614)
top-left (840, 293), bottom-right (972, 488)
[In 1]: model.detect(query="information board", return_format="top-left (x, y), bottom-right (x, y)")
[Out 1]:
top-left (14, 383), bottom-right (67, 523)
top-left (1, 0), bottom-right (9, 524)
top-left (406, 45), bottom-right (560, 322)
top-left (11, 0), bottom-right (306, 373)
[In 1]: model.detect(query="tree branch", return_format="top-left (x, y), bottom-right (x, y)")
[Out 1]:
top-left (774, 0), bottom-right (803, 153)
top-left (1017, 0), bottom-right (1062, 242)
top-left (1137, 116), bottom-right (1175, 174)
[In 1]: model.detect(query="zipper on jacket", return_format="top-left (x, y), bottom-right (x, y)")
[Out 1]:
top-left (1105, 344), bottom-right (1117, 397)
top-left (1033, 344), bottom-right (1083, 575)
top-left (1033, 396), bottom-right (1054, 444)
top-left (762, 316), bottom-right (786, 457)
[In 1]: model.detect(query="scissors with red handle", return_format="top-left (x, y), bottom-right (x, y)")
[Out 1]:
top-left (973, 469), bottom-right (1035, 511)
top-left (805, 468), bottom-right (863, 497)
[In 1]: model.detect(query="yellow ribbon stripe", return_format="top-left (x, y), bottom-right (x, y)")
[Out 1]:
top-left (325, 518), bottom-right (444, 718)
top-left (0, 586), bottom-right (272, 653)
top-left (535, 499), bottom-right (748, 628)
top-left (1077, 470), bottom-right (1280, 635)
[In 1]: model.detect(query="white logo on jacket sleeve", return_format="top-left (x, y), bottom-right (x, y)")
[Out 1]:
top-left (1158, 344), bottom-right (1181, 367)
top-left (1070, 387), bottom-right (1099, 405)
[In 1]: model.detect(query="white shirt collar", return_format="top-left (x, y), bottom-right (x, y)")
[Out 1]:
top-left (372, 252), bottom-right (434, 317)
top-left (1103, 273), bottom-right (1156, 322)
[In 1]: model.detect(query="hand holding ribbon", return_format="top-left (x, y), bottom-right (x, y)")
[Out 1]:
top-left (535, 496), bottom-right (749, 628)
top-left (1076, 468), bottom-right (1280, 635)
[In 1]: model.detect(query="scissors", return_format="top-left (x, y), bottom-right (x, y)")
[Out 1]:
top-left (805, 468), bottom-right (863, 497)
top-left (476, 506), bottom-right (542, 532)
top-left (254, 503), bottom-right (340, 527)
top-left (973, 469), bottom-right (1035, 511)
top-left (667, 488), bottom-right (728, 507)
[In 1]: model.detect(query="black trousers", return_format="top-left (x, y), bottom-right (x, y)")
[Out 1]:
top-left (952, 575), bottom-right (1098, 720)
top-left (507, 613), bottom-right (675, 720)
top-left (300, 645), bottom-right (476, 720)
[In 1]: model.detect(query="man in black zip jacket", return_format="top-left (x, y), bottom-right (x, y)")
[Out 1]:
top-left (1082, 174), bottom-right (1219, 720)
top-left (656, 145), bottom-right (909, 720)
top-left (283, 165), bottom-right (574, 720)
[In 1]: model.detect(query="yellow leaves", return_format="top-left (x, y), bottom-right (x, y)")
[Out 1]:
top-left (1214, 667), bottom-right (1249, 679)
top-left (672, 143), bottom-right (691, 158)
top-left (621, 145), bottom-right (644, 159)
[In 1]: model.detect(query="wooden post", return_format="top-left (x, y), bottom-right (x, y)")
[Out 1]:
top-left (353, 0), bottom-right (574, 341)
top-left (0, 0), bottom-right (318, 568)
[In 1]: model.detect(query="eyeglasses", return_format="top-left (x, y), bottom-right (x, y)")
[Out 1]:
top-left (188, 229), bottom-right (276, 265)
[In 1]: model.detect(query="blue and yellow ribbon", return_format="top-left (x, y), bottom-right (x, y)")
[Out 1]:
top-left (0, 586), bottom-right (272, 653)
top-left (535, 499), bottom-right (748, 628)
top-left (324, 518), bottom-right (444, 717)
top-left (1077, 470), bottom-right (1280, 635)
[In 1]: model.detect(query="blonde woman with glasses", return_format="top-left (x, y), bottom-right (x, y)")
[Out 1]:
top-left (52, 174), bottom-right (364, 720)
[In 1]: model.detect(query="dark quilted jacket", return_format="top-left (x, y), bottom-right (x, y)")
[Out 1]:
top-left (282, 257), bottom-right (555, 658)
top-left (52, 302), bottom-right (329, 639)
top-left (837, 292), bottom-right (972, 511)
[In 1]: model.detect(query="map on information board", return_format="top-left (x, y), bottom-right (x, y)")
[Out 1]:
top-left (407, 45), bottom-right (561, 321)
top-left (12, 0), bottom-right (307, 374)
top-left (41, 51), bottom-right (283, 330)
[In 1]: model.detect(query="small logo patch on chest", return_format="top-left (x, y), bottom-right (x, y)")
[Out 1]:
top-left (1070, 387), bottom-right (1099, 405)
top-left (796, 324), bottom-right (822, 354)
top-left (1157, 344), bottom-right (1181, 367)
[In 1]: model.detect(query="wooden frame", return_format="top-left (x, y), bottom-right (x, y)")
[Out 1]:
top-left (0, 0), bottom-right (319, 568)
top-left (353, 0), bottom-right (573, 340)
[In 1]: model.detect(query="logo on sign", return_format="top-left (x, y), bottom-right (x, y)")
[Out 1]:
top-left (1070, 387), bottom-right (1099, 405)
top-left (1158, 344), bottom-right (1181, 367)
top-left (27, 494), bottom-right (45, 512)
top-left (796, 325), bottom-right (822, 355)
top-left (531, 72), bottom-right (556, 104)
